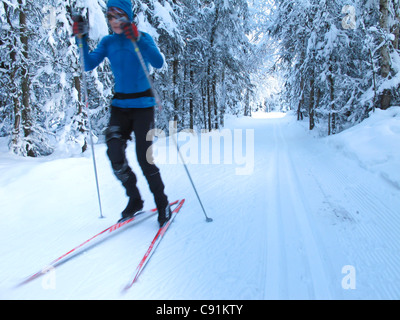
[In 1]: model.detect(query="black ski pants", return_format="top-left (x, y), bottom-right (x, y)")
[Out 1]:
top-left (105, 106), bottom-right (168, 209)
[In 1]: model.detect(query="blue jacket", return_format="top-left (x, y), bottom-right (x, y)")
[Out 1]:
top-left (79, 32), bottom-right (164, 108)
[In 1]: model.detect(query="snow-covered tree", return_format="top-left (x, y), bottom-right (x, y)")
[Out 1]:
top-left (0, 0), bottom-right (112, 156)
top-left (268, 0), bottom-right (400, 135)
top-left (0, 0), bottom-right (275, 155)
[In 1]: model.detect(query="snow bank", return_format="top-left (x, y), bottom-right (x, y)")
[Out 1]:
top-left (326, 107), bottom-right (400, 189)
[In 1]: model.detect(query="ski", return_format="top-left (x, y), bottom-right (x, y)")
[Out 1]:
top-left (17, 200), bottom-right (179, 287)
top-left (123, 199), bottom-right (185, 291)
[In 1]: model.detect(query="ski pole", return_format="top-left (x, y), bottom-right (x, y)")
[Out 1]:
top-left (77, 35), bottom-right (104, 219)
top-left (171, 132), bottom-right (213, 223)
top-left (129, 38), bottom-right (213, 223)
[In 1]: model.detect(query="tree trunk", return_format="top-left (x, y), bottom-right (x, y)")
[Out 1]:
top-left (11, 1), bottom-right (33, 156)
top-left (219, 68), bottom-right (225, 127)
top-left (189, 67), bottom-right (194, 130)
top-left (368, 47), bottom-right (378, 115)
top-left (201, 80), bottom-right (207, 131)
top-left (328, 64), bottom-right (335, 135)
top-left (309, 76), bottom-right (315, 131)
top-left (173, 58), bottom-right (179, 122)
top-left (244, 88), bottom-right (251, 117)
top-left (4, 1), bottom-right (21, 151)
top-left (379, 0), bottom-right (392, 110)
top-left (212, 73), bottom-right (218, 129)
top-left (207, 62), bottom-right (212, 131)
top-left (297, 76), bottom-right (305, 121)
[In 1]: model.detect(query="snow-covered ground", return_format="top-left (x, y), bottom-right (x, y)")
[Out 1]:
top-left (1, 108), bottom-right (399, 300)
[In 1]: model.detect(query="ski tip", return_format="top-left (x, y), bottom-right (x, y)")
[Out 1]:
top-left (121, 286), bottom-right (129, 294)
top-left (15, 273), bottom-right (38, 288)
top-left (121, 282), bottom-right (134, 294)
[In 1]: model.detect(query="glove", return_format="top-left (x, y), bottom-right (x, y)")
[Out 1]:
top-left (72, 15), bottom-right (89, 37)
top-left (122, 21), bottom-right (140, 41)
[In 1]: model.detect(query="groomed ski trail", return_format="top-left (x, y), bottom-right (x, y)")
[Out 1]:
top-left (259, 113), bottom-right (400, 299)
top-left (1, 112), bottom-right (400, 299)
top-left (264, 119), bottom-right (332, 299)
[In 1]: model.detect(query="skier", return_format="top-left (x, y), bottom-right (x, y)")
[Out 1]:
top-left (73, 0), bottom-right (171, 227)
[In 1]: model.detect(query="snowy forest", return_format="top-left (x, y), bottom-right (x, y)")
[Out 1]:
top-left (0, 0), bottom-right (399, 157)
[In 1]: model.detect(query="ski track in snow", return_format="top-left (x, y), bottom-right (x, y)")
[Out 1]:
top-left (1, 113), bottom-right (399, 299)
top-left (263, 120), bottom-right (332, 299)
